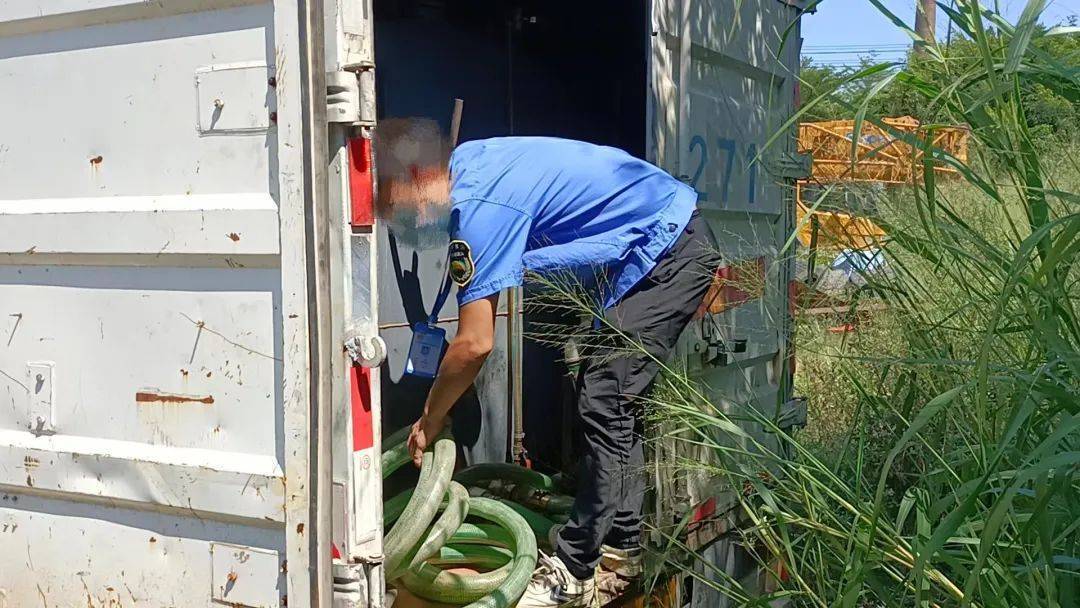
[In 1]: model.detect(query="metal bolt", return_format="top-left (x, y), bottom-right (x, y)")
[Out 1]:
top-left (213, 98), bottom-right (224, 109)
top-left (267, 76), bottom-right (277, 87)
top-left (269, 111), bottom-right (277, 123)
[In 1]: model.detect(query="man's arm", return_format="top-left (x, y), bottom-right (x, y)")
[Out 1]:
top-left (407, 293), bottom-right (499, 466)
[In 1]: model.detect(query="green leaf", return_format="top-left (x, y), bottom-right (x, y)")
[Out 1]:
top-left (1004, 0), bottom-right (1047, 75)
top-left (1045, 25), bottom-right (1080, 37)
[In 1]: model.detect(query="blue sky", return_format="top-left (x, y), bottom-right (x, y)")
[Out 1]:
top-left (802, 0), bottom-right (1079, 67)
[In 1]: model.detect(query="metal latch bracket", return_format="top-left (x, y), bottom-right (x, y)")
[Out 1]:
top-left (327, 68), bottom-right (375, 126)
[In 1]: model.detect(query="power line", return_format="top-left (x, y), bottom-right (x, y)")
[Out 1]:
top-left (805, 49), bottom-right (909, 55)
top-left (804, 44), bottom-right (909, 49)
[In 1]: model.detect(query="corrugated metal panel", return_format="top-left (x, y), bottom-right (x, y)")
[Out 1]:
top-left (650, 0), bottom-right (802, 604)
top-left (0, 0), bottom-right (326, 604)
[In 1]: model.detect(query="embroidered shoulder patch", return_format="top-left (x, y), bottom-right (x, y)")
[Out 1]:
top-left (448, 240), bottom-right (475, 287)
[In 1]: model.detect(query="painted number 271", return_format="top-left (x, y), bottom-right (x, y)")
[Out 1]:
top-left (687, 135), bottom-right (758, 205)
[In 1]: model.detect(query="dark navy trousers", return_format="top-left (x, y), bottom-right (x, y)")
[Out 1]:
top-left (555, 211), bottom-right (720, 579)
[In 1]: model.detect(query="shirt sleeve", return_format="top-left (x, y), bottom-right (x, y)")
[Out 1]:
top-left (449, 201), bottom-right (531, 305)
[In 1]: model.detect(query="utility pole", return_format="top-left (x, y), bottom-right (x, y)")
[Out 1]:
top-left (914, 0), bottom-right (936, 55)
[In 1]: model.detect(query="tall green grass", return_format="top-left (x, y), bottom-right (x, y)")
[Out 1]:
top-left (641, 2), bottom-right (1080, 606)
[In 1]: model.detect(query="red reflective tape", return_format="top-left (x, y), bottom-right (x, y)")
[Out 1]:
top-left (350, 365), bottom-right (373, 451)
top-left (348, 136), bottom-right (374, 228)
top-left (691, 497), bottom-right (717, 524)
top-left (698, 256), bottom-right (768, 316)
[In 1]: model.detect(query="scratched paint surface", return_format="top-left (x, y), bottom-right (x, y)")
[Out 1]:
top-left (0, 1), bottom-right (289, 605)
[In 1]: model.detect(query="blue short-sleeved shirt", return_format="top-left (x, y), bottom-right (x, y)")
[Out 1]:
top-left (447, 137), bottom-right (698, 309)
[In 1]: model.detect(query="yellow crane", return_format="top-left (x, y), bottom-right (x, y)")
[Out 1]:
top-left (795, 116), bottom-right (969, 248)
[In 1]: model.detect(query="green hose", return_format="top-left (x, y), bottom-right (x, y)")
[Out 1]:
top-left (400, 497), bottom-right (537, 607)
top-left (402, 481), bottom-right (470, 574)
top-left (498, 499), bottom-right (556, 541)
top-left (381, 426), bottom-right (452, 478)
top-left (540, 493), bottom-right (575, 515)
top-left (384, 437), bottom-right (456, 579)
top-left (403, 551), bottom-right (514, 604)
top-left (385, 496), bottom-right (520, 550)
top-left (549, 512), bottom-right (571, 524)
top-left (381, 431), bottom-right (540, 607)
top-left (454, 462), bottom-right (557, 492)
top-left (447, 522), bottom-right (514, 547)
top-left (386, 498), bottom-right (515, 547)
top-left (384, 489), bottom-right (413, 524)
top-left (430, 545), bottom-right (513, 569)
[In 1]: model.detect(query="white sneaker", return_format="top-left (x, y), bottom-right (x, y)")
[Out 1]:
top-left (599, 545), bottom-right (642, 578)
top-left (516, 552), bottom-right (596, 608)
top-left (596, 545), bottom-right (642, 604)
top-left (547, 524), bottom-right (642, 576)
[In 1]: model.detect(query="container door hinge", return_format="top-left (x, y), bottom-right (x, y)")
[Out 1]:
top-left (327, 68), bottom-right (375, 126)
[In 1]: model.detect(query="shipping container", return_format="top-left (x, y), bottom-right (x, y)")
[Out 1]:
top-left (0, 0), bottom-right (808, 606)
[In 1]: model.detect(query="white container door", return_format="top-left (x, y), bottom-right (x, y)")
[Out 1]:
top-left (0, 1), bottom-right (327, 606)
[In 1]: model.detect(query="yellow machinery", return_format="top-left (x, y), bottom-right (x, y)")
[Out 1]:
top-left (795, 116), bottom-right (969, 248)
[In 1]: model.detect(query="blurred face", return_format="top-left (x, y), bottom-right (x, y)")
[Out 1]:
top-left (376, 164), bottom-right (451, 228)
top-left (374, 118), bottom-right (452, 249)
top-left (374, 118), bottom-right (451, 229)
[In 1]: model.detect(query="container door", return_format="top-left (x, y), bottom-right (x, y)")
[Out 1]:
top-left (648, 0), bottom-right (808, 602)
top-left (0, 2), bottom-right (330, 605)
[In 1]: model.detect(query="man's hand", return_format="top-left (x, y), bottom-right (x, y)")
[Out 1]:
top-left (407, 414), bottom-right (447, 468)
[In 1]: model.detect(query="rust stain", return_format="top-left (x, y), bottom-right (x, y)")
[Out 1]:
top-left (149, 536), bottom-right (157, 543)
top-left (135, 391), bottom-right (214, 405)
top-left (180, 368), bottom-right (189, 377)
top-left (89, 155), bottom-right (103, 165)
top-left (25, 475), bottom-right (32, 487)
top-left (226, 232), bottom-right (241, 242)
top-left (296, 523), bottom-right (304, 534)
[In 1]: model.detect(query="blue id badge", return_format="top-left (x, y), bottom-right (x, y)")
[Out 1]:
top-left (405, 322), bottom-right (447, 379)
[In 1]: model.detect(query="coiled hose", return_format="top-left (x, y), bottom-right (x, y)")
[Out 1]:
top-left (381, 429), bottom-right (543, 607)
top-left (456, 463), bottom-right (575, 515)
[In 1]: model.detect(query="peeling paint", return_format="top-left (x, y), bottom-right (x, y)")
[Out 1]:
top-left (134, 391), bottom-right (214, 405)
